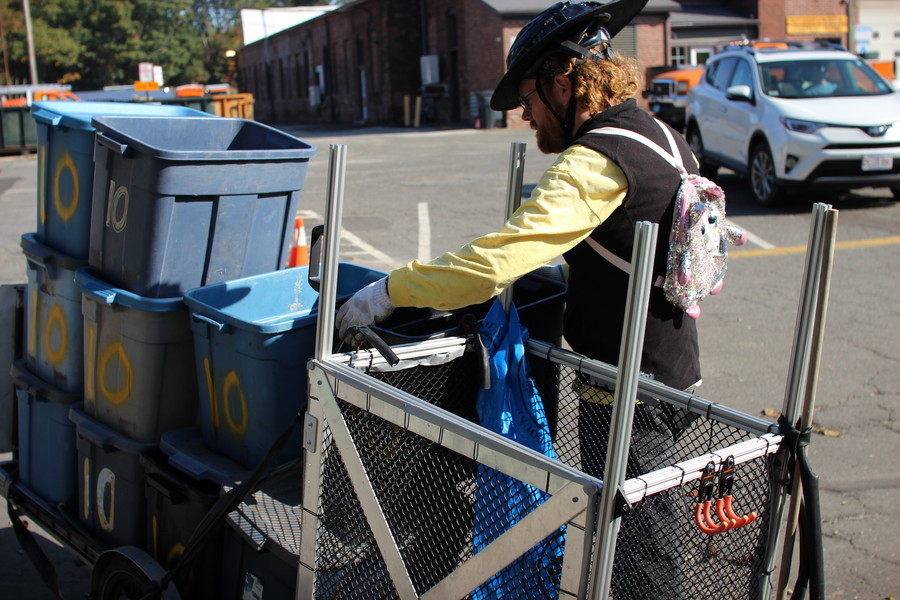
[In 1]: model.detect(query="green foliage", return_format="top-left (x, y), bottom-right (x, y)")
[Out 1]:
top-left (0, 0), bottom-right (301, 89)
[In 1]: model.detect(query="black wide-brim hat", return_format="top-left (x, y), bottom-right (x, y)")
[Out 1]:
top-left (490, 0), bottom-right (648, 111)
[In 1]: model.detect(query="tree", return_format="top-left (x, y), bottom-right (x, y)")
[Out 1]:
top-left (1, 0), bottom-right (303, 89)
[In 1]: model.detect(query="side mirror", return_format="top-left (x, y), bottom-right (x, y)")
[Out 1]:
top-left (726, 84), bottom-right (754, 103)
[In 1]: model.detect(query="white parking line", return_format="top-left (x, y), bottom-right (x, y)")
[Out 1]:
top-left (728, 218), bottom-right (776, 250)
top-left (417, 202), bottom-right (431, 263)
top-left (298, 209), bottom-right (399, 268)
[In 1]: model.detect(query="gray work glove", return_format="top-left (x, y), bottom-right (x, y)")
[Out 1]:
top-left (335, 277), bottom-right (394, 345)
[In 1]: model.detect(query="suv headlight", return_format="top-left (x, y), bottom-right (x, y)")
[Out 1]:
top-left (781, 118), bottom-right (828, 134)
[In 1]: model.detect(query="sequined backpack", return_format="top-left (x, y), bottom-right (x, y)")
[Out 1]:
top-left (588, 121), bottom-right (747, 318)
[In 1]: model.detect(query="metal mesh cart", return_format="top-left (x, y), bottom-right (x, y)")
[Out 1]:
top-left (292, 145), bottom-right (834, 599)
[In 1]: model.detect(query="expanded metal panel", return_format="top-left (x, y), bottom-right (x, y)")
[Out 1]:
top-left (312, 352), bottom-right (571, 599)
top-left (529, 357), bottom-right (758, 477)
top-left (529, 353), bottom-right (776, 600)
top-left (306, 343), bottom-right (779, 600)
top-left (614, 455), bottom-right (772, 600)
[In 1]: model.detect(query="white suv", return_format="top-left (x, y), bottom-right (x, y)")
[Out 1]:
top-left (684, 42), bottom-right (900, 205)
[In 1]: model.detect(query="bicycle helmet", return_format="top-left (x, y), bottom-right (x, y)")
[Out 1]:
top-left (490, 0), bottom-right (648, 111)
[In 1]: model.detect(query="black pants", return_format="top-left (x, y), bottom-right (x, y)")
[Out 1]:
top-left (579, 399), bottom-right (696, 600)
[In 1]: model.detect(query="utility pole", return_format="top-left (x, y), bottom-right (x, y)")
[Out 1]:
top-left (23, 0), bottom-right (38, 84)
top-left (0, 8), bottom-right (11, 85)
top-left (845, 0), bottom-right (856, 54)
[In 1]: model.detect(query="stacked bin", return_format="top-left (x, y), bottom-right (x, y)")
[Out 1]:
top-left (70, 112), bottom-right (317, 558)
top-left (182, 264), bottom-right (386, 468)
top-left (9, 100), bottom-right (325, 584)
top-left (155, 425), bottom-right (254, 598)
top-left (141, 446), bottom-right (225, 600)
top-left (13, 102), bottom-right (212, 516)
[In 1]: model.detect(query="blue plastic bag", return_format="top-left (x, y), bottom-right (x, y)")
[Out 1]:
top-left (472, 299), bottom-right (564, 599)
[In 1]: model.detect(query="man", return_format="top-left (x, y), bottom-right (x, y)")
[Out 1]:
top-left (337, 1), bottom-right (698, 596)
top-left (337, 0), bottom-right (697, 392)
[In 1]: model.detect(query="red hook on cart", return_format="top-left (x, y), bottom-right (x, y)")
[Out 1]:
top-left (717, 456), bottom-right (758, 530)
top-left (694, 461), bottom-right (728, 535)
top-left (694, 458), bottom-right (758, 535)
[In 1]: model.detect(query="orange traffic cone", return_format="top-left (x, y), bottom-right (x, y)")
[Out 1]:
top-left (288, 216), bottom-right (309, 267)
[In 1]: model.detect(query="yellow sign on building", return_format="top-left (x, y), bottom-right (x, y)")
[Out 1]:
top-left (786, 15), bottom-right (848, 35)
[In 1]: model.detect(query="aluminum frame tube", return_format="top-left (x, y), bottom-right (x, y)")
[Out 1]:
top-left (526, 339), bottom-right (777, 437)
top-left (781, 203), bottom-right (829, 423)
top-left (775, 206), bottom-right (838, 600)
top-left (314, 144), bottom-right (348, 362)
top-left (312, 359), bottom-right (600, 491)
top-left (499, 141), bottom-right (527, 313)
top-left (589, 221), bottom-right (658, 600)
top-left (620, 433), bottom-right (783, 504)
top-left (759, 202), bottom-right (832, 600)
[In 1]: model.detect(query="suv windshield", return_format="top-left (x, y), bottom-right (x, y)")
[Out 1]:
top-left (760, 58), bottom-right (894, 98)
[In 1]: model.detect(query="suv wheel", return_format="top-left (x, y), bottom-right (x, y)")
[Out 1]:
top-left (687, 126), bottom-right (717, 178)
top-left (891, 185), bottom-right (899, 199)
top-left (749, 143), bottom-right (781, 206)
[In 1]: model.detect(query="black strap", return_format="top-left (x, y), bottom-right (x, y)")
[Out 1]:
top-left (146, 411), bottom-right (305, 599)
top-left (778, 415), bottom-right (825, 600)
top-left (7, 498), bottom-right (64, 599)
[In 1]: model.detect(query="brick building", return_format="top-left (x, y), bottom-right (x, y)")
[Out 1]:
top-left (236, 0), bottom-right (864, 128)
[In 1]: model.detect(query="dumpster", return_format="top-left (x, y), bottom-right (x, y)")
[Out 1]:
top-left (475, 91), bottom-right (504, 129)
top-left (88, 115), bottom-right (316, 297)
top-left (30, 101), bottom-right (212, 259)
top-left (1, 104), bottom-right (38, 152)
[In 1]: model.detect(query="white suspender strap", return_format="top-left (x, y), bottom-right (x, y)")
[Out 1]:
top-left (581, 118), bottom-right (687, 287)
top-left (584, 236), bottom-right (665, 287)
top-left (587, 123), bottom-right (689, 174)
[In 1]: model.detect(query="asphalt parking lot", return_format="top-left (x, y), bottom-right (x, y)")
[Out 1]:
top-left (1, 123), bottom-right (898, 599)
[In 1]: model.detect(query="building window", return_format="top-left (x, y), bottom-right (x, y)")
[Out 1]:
top-left (322, 45), bottom-right (332, 96)
top-left (671, 46), bottom-right (687, 66)
top-left (447, 10), bottom-right (458, 50)
top-left (370, 34), bottom-right (380, 94)
top-left (344, 39), bottom-right (351, 93)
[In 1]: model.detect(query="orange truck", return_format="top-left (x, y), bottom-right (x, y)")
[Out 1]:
top-left (644, 66), bottom-right (704, 131)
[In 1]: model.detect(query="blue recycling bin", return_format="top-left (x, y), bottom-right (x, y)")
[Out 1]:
top-left (31, 101), bottom-right (212, 259)
top-left (182, 264), bottom-right (385, 468)
top-left (89, 115), bottom-right (316, 297)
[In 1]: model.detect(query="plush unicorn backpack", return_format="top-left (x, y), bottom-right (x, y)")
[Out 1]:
top-left (589, 120), bottom-right (747, 318)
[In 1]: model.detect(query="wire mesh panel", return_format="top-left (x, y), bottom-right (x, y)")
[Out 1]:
top-left (528, 350), bottom-right (779, 600)
top-left (613, 452), bottom-right (774, 600)
top-left (304, 346), bottom-right (598, 600)
top-left (302, 338), bottom-right (781, 600)
top-left (530, 356), bottom-right (757, 473)
top-left (315, 400), bottom-right (478, 598)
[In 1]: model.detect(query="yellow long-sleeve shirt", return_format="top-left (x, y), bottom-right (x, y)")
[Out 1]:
top-left (387, 144), bottom-right (628, 310)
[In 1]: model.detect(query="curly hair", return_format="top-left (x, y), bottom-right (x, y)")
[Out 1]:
top-left (534, 50), bottom-right (643, 115)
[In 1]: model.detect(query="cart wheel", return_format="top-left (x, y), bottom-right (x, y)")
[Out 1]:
top-left (91, 546), bottom-right (182, 600)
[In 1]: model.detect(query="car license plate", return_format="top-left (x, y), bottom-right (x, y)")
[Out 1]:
top-left (861, 154), bottom-right (893, 171)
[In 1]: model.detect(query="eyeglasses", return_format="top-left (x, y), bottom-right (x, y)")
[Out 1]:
top-left (518, 88), bottom-right (537, 112)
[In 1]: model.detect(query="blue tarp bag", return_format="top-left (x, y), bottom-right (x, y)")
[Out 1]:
top-left (472, 299), bottom-right (565, 599)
